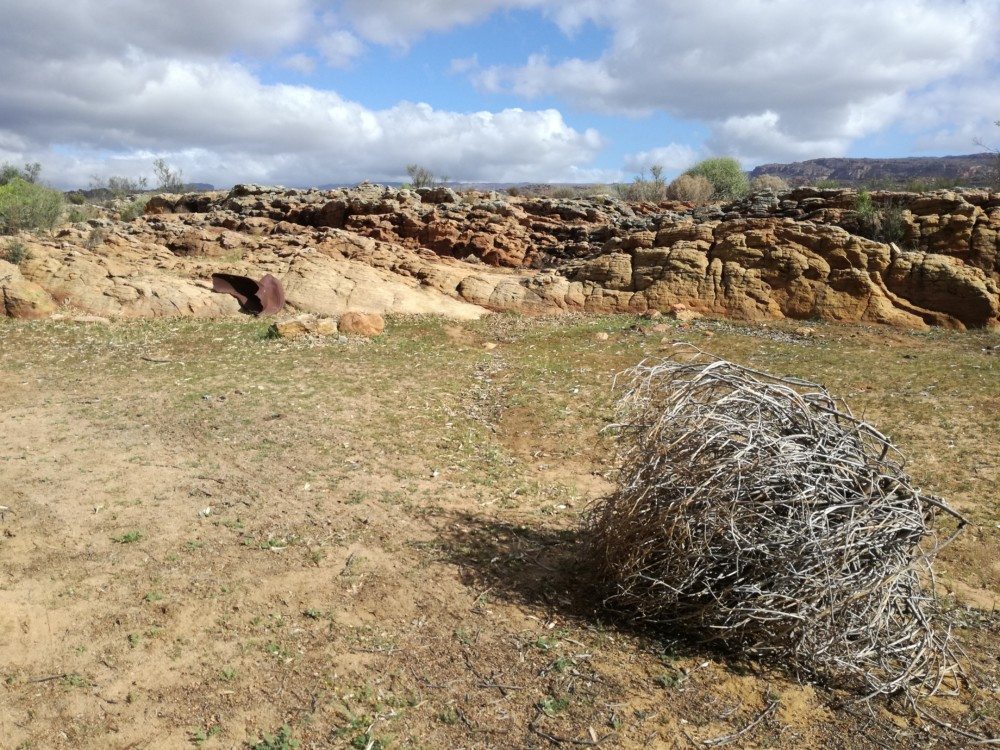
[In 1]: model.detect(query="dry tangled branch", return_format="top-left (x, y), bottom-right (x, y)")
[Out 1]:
top-left (589, 351), bottom-right (967, 698)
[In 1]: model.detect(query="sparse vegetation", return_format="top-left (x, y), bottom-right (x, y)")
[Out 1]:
top-left (665, 173), bottom-right (714, 203)
top-left (2, 238), bottom-right (30, 265)
top-left (153, 158), bottom-right (185, 193)
top-left (0, 162), bottom-right (41, 186)
top-left (974, 119), bottom-right (1000, 187)
top-left (250, 725), bottom-right (299, 750)
top-left (683, 156), bottom-right (749, 200)
top-left (112, 530), bottom-right (143, 544)
top-left (90, 174), bottom-right (148, 197)
top-left (0, 315), bottom-right (996, 747)
top-left (0, 177), bottom-right (64, 234)
top-left (405, 163), bottom-right (448, 189)
top-left (614, 165), bottom-right (667, 202)
top-left (749, 174), bottom-right (789, 193)
top-left (854, 189), bottom-right (908, 245)
top-left (84, 227), bottom-right (106, 249)
top-left (118, 195), bottom-right (150, 221)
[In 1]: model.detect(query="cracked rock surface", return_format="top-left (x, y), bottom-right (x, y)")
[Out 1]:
top-left (5, 184), bottom-right (999, 328)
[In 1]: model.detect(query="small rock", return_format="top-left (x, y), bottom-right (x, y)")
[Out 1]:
top-left (594, 332), bottom-right (610, 341)
top-left (667, 302), bottom-right (702, 324)
top-left (483, 342), bottom-right (498, 350)
top-left (794, 326), bottom-right (816, 337)
top-left (338, 311), bottom-right (385, 337)
top-left (651, 323), bottom-right (671, 333)
top-left (641, 310), bottom-right (663, 320)
top-left (269, 313), bottom-right (339, 339)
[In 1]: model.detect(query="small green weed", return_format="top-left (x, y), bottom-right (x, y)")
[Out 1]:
top-left (250, 725), bottom-right (299, 750)
top-left (539, 695), bottom-right (570, 717)
top-left (190, 725), bottom-right (221, 746)
top-left (113, 531), bottom-right (142, 544)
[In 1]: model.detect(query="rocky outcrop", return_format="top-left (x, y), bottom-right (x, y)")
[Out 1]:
top-left (4, 184), bottom-right (999, 329)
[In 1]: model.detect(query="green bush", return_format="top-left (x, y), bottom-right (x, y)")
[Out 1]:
top-left (665, 174), bottom-right (713, 203)
top-left (854, 190), bottom-right (908, 245)
top-left (2, 238), bottom-right (30, 265)
top-left (0, 162), bottom-right (41, 186)
top-left (684, 157), bottom-right (749, 200)
top-left (0, 178), bottom-right (64, 234)
top-left (118, 195), bottom-right (150, 222)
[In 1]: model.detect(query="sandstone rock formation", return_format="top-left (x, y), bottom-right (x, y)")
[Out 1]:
top-left (1, 259), bottom-right (56, 319)
top-left (3, 184), bottom-right (999, 329)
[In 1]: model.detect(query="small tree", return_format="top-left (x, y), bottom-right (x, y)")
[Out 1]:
top-left (0, 178), bottom-right (64, 234)
top-left (684, 157), bottom-right (749, 200)
top-left (405, 164), bottom-right (439, 188)
top-left (0, 162), bottom-right (42, 186)
top-left (974, 120), bottom-right (1000, 188)
top-left (153, 158), bottom-right (185, 192)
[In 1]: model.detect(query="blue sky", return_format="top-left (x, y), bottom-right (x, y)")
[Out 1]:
top-left (1, 0), bottom-right (997, 188)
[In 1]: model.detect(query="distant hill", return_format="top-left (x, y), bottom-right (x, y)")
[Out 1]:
top-left (750, 153), bottom-right (997, 188)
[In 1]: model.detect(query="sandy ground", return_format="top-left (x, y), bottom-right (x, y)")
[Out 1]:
top-left (0, 314), bottom-right (997, 749)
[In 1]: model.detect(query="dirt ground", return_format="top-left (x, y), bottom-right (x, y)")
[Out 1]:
top-left (1, 314), bottom-right (997, 749)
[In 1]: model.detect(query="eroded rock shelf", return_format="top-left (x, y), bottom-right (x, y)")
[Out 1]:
top-left (4, 184), bottom-right (999, 328)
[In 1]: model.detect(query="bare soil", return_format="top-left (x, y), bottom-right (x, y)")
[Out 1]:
top-left (1, 315), bottom-right (997, 749)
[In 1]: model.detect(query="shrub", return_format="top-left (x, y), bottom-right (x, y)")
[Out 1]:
top-left (118, 195), bottom-right (150, 222)
top-left (405, 164), bottom-right (448, 189)
top-left (684, 157), bottom-right (749, 200)
top-left (2, 239), bottom-right (30, 265)
top-left (85, 228), bottom-right (106, 249)
top-left (665, 174), bottom-right (713, 203)
top-left (614, 165), bottom-right (667, 202)
top-left (854, 190), bottom-right (908, 245)
top-left (153, 158), bottom-right (184, 193)
top-left (66, 205), bottom-right (97, 224)
top-left (90, 174), bottom-right (148, 197)
top-left (0, 178), bottom-right (64, 234)
top-left (750, 174), bottom-right (789, 193)
top-left (1, 162), bottom-right (41, 186)
top-left (591, 354), bottom-right (962, 697)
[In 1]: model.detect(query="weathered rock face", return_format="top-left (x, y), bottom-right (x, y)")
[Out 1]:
top-left (5, 185), bottom-right (999, 329)
top-left (0, 260), bottom-right (56, 319)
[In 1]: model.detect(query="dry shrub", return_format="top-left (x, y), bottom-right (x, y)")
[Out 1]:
top-left (750, 174), bottom-right (789, 193)
top-left (665, 174), bottom-right (713, 203)
top-left (590, 352), bottom-right (965, 698)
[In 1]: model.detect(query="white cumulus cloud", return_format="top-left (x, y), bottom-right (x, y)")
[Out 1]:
top-left (0, 0), bottom-right (602, 187)
top-left (477, 0), bottom-right (1000, 163)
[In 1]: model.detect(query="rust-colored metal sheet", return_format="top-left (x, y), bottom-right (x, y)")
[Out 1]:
top-left (211, 273), bottom-right (286, 316)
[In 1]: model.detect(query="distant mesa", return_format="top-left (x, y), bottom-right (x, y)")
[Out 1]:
top-left (750, 153), bottom-right (996, 188)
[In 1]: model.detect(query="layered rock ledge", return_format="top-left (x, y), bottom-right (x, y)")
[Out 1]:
top-left (4, 184), bottom-right (999, 328)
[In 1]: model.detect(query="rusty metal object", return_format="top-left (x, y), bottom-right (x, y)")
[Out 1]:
top-left (211, 273), bottom-right (285, 315)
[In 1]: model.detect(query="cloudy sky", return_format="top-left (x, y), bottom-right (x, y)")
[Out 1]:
top-left (1, 0), bottom-right (998, 188)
